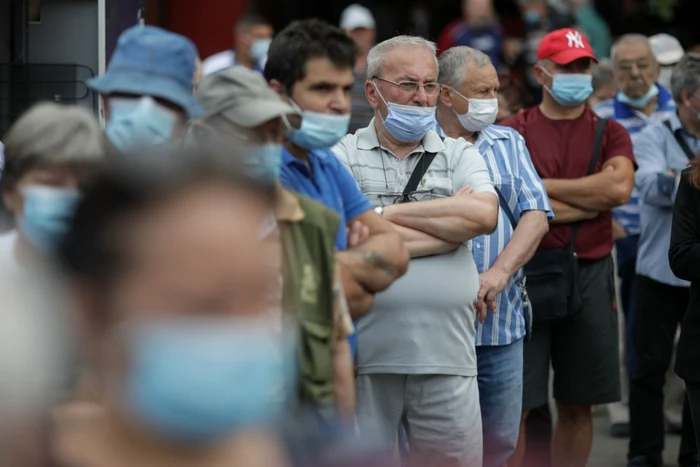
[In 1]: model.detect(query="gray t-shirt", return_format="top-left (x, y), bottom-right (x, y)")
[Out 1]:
top-left (333, 121), bottom-right (496, 376)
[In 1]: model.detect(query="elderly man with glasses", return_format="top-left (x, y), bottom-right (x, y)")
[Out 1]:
top-left (333, 35), bottom-right (498, 467)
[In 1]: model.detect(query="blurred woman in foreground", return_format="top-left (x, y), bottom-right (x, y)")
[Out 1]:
top-left (669, 161), bottom-right (700, 455)
top-left (53, 151), bottom-right (293, 467)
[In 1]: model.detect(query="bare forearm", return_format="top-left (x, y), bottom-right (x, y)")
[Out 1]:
top-left (393, 224), bottom-right (461, 258)
top-left (337, 231), bottom-right (409, 293)
top-left (384, 194), bottom-right (498, 243)
top-left (549, 198), bottom-right (598, 224)
top-left (338, 262), bottom-right (374, 318)
top-left (332, 338), bottom-right (355, 419)
top-left (545, 173), bottom-right (631, 211)
top-left (490, 211), bottom-right (549, 276)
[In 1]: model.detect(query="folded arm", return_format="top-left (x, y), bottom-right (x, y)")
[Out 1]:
top-left (548, 198), bottom-right (599, 224)
top-left (543, 156), bottom-right (635, 211)
top-left (392, 224), bottom-right (461, 258)
top-left (383, 192), bottom-right (499, 243)
top-left (336, 210), bottom-right (410, 295)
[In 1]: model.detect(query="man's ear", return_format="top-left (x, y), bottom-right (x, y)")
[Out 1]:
top-left (268, 79), bottom-right (288, 99)
top-left (365, 79), bottom-right (379, 109)
top-left (532, 64), bottom-right (546, 86)
top-left (439, 86), bottom-right (454, 108)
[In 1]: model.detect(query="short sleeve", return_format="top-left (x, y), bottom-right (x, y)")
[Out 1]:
top-left (603, 119), bottom-right (636, 168)
top-left (451, 141), bottom-right (496, 195)
top-left (332, 137), bottom-right (351, 170)
top-left (328, 154), bottom-right (373, 224)
top-left (512, 133), bottom-right (553, 218)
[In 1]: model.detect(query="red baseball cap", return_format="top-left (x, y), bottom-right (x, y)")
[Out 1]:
top-left (536, 28), bottom-right (598, 65)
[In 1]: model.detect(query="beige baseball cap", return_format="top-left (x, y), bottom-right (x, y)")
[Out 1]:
top-left (196, 66), bottom-right (301, 129)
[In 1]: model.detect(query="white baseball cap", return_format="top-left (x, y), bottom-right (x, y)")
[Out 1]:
top-left (340, 4), bottom-right (376, 31)
top-left (650, 34), bottom-right (685, 66)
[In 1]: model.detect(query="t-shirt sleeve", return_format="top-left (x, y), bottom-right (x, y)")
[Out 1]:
top-left (451, 142), bottom-right (496, 195)
top-left (329, 154), bottom-right (373, 224)
top-left (603, 119), bottom-right (636, 168)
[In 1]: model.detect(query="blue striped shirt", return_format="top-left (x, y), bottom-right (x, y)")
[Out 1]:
top-left (634, 113), bottom-right (697, 288)
top-left (437, 124), bottom-right (553, 346)
top-left (594, 84), bottom-right (676, 235)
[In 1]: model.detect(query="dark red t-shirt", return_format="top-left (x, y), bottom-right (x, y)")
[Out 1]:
top-left (502, 106), bottom-right (635, 260)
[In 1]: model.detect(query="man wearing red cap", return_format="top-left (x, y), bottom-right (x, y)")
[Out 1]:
top-left (502, 28), bottom-right (637, 467)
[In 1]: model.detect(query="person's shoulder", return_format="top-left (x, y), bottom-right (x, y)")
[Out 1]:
top-left (501, 107), bottom-right (538, 130)
top-left (295, 192), bottom-right (341, 231)
top-left (201, 50), bottom-right (235, 76)
top-left (486, 124), bottom-right (524, 142)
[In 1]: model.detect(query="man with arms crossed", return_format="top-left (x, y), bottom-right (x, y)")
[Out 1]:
top-left (334, 36), bottom-right (498, 467)
top-left (502, 28), bottom-right (636, 467)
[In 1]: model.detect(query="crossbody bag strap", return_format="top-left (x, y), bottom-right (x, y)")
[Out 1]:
top-left (569, 117), bottom-right (607, 248)
top-left (400, 152), bottom-right (438, 203)
top-left (495, 187), bottom-right (517, 230)
top-left (663, 120), bottom-right (696, 162)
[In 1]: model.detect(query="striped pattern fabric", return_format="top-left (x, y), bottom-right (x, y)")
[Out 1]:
top-left (594, 84), bottom-right (676, 235)
top-left (436, 124), bottom-right (553, 346)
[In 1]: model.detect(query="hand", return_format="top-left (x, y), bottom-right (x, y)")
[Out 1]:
top-left (612, 218), bottom-right (628, 240)
top-left (337, 260), bottom-right (374, 318)
top-left (456, 185), bottom-right (474, 196)
top-left (347, 221), bottom-right (370, 248)
top-left (474, 268), bottom-right (510, 323)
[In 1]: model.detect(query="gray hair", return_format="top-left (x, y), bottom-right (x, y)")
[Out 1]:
top-left (366, 35), bottom-right (438, 79)
top-left (611, 34), bottom-right (654, 63)
top-left (670, 52), bottom-right (700, 103)
top-left (438, 46), bottom-right (492, 88)
top-left (592, 58), bottom-right (615, 90)
top-left (2, 103), bottom-right (106, 185)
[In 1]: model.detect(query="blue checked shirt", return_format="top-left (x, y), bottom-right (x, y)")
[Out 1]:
top-left (634, 113), bottom-right (698, 288)
top-left (436, 124), bottom-right (553, 346)
top-left (594, 84), bottom-right (676, 235)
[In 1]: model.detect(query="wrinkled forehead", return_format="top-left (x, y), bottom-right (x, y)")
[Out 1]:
top-left (381, 46), bottom-right (438, 81)
top-left (614, 41), bottom-right (655, 63)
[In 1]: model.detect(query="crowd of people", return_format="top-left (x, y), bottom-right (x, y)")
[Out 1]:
top-left (0, 2), bottom-right (700, 467)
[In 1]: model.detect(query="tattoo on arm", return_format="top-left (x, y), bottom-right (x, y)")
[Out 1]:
top-left (353, 249), bottom-right (396, 277)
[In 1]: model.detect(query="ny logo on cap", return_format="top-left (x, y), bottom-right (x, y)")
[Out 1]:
top-left (566, 30), bottom-right (585, 49)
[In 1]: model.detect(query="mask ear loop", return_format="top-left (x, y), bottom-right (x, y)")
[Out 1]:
top-left (371, 80), bottom-right (392, 123)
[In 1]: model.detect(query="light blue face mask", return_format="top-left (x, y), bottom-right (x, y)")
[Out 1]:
top-left (106, 97), bottom-right (179, 152)
top-left (285, 103), bottom-right (350, 150)
top-left (20, 185), bottom-right (81, 251)
top-left (251, 38), bottom-right (272, 65)
top-left (541, 68), bottom-right (594, 107)
top-left (126, 318), bottom-right (297, 443)
top-left (373, 83), bottom-right (436, 143)
top-left (617, 84), bottom-right (659, 109)
top-left (245, 143), bottom-right (283, 185)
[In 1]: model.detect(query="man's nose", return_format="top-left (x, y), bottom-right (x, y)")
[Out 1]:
top-left (413, 86), bottom-right (429, 106)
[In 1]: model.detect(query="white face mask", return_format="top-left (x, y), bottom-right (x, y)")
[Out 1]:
top-left (451, 88), bottom-right (498, 132)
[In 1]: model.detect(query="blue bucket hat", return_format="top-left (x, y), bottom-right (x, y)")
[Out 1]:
top-left (88, 25), bottom-right (202, 118)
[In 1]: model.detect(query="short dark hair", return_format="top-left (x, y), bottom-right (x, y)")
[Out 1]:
top-left (235, 14), bottom-right (270, 31)
top-left (58, 146), bottom-right (271, 295)
top-left (263, 18), bottom-right (357, 93)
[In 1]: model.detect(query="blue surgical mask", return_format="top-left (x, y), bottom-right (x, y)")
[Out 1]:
top-left (617, 84), bottom-right (659, 109)
top-left (374, 83), bottom-right (436, 143)
top-left (251, 38), bottom-right (272, 65)
top-left (106, 97), bottom-right (179, 152)
top-left (541, 68), bottom-right (593, 107)
top-left (125, 318), bottom-right (297, 443)
top-left (20, 185), bottom-right (81, 251)
top-left (245, 143), bottom-right (283, 185)
top-left (285, 103), bottom-right (350, 150)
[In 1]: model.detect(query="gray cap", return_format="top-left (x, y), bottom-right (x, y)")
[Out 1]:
top-left (650, 34), bottom-right (685, 66)
top-left (196, 66), bottom-right (301, 128)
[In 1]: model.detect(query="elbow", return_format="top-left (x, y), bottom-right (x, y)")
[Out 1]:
top-left (393, 235), bottom-right (410, 277)
top-left (481, 206), bottom-right (499, 235)
top-left (608, 181), bottom-right (634, 208)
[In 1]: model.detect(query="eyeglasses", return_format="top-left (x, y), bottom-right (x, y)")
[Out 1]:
top-left (376, 189), bottom-right (435, 206)
top-left (372, 76), bottom-right (442, 96)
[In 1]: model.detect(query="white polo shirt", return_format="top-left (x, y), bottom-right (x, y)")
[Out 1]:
top-left (332, 120), bottom-right (496, 377)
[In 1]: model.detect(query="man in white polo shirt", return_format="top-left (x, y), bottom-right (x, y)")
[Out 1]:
top-left (333, 35), bottom-right (498, 467)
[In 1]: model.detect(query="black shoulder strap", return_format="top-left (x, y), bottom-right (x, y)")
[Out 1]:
top-left (663, 120), bottom-right (696, 162)
top-left (495, 187), bottom-right (517, 230)
top-left (401, 152), bottom-right (437, 203)
top-left (569, 117), bottom-right (607, 248)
